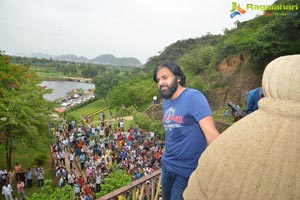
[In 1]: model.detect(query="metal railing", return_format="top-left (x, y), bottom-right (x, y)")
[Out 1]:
top-left (97, 170), bottom-right (162, 200)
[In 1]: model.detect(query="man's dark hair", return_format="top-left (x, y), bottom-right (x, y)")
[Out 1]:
top-left (153, 61), bottom-right (186, 86)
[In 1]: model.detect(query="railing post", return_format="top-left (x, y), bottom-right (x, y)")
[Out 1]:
top-left (154, 177), bottom-right (161, 200)
top-left (151, 178), bottom-right (155, 200)
top-left (132, 187), bottom-right (137, 200)
top-left (139, 184), bottom-right (145, 200)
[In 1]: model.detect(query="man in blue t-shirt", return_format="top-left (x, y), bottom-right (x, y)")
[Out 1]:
top-left (153, 62), bottom-right (220, 200)
top-left (245, 87), bottom-right (264, 114)
top-left (227, 87), bottom-right (264, 121)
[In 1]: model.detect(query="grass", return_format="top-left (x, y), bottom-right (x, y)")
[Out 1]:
top-left (212, 107), bottom-right (235, 124)
top-left (67, 98), bottom-right (139, 131)
top-left (68, 98), bottom-right (108, 120)
top-left (68, 98), bottom-right (110, 124)
top-left (29, 65), bottom-right (64, 78)
top-left (68, 98), bottom-right (138, 122)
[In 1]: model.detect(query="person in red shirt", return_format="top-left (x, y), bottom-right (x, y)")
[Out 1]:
top-left (83, 183), bottom-right (93, 196)
top-left (77, 176), bottom-right (84, 189)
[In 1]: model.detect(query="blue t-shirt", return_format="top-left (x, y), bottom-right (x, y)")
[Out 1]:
top-left (162, 88), bottom-right (212, 177)
top-left (245, 87), bottom-right (264, 114)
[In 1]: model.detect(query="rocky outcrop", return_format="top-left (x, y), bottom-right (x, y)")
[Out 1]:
top-left (144, 103), bottom-right (162, 121)
top-left (207, 53), bottom-right (262, 109)
top-left (183, 55), bottom-right (300, 199)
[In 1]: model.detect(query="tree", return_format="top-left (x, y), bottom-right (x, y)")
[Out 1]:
top-left (81, 66), bottom-right (98, 78)
top-left (92, 70), bottom-right (121, 105)
top-left (107, 75), bottom-right (156, 109)
top-left (178, 45), bottom-right (217, 75)
top-left (134, 112), bottom-right (165, 140)
top-left (0, 52), bottom-right (55, 169)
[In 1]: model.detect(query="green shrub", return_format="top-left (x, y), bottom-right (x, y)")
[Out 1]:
top-left (98, 166), bottom-right (132, 197)
top-left (34, 152), bottom-right (47, 165)
top-left (30, 180), bottom-right (75, 200)
top-left (134, 112), bottom-right (165, 140)
top-left (115, 105), bottom-right (138, 117)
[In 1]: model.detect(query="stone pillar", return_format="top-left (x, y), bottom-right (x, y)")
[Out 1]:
top-left (183, 55), bottom-right (300, 200)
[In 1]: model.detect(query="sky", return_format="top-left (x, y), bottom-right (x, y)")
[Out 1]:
top-left (0, 0), bottom-right (276, 64)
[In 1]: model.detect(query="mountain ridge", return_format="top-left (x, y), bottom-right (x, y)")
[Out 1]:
top-left (27, 52), bottom-right (142, 66)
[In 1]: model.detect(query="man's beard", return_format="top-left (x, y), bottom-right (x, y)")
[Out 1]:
top-left (159, 78), bottom-right (178, 99)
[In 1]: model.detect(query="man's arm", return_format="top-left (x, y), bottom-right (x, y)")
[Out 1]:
top-left (199, 116), bottom-right (220, 145)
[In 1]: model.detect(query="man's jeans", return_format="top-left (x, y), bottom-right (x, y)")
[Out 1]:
top-left (161, 166), bottom-right (189, 200)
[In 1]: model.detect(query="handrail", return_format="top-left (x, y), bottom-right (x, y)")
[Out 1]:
top-left (97, 170), bottom-right (161, 200)
top-left (87, 106), bottom-right (110, 118)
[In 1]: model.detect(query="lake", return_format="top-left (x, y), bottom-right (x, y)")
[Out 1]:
top-left (41, 81), bottom-right (95, 101)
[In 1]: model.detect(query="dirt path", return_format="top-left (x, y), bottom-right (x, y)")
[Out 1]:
top-left (58, 132), bottom-right (86, 182)
top-left (90, 115), bottom-right (134, 125)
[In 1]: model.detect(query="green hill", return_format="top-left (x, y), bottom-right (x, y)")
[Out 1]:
top-left (144, 0), bottom-right (300, 109)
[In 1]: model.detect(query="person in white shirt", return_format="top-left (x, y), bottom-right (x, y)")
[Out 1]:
top-left (153, 95), bottom-right (158, 104)
top-left (69, 152), bottom-right (75, 169)
top-left (1, 169), bottom-right (8, 186)
top-left (95, 173), bottom-right (102, 193)
top-left (68, 171), bottom-right (76, 187)
top-left (2, 183), bottom-right (13, 200)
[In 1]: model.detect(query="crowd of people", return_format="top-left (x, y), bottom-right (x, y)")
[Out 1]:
top-left (1, 113), bottom-right (163, 200)
top-left (50, 114), bottom-right (163, 199)
top-left (1, 161), bottom-right (45, 200)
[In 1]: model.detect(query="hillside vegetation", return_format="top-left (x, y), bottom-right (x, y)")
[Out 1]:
top-left (144, 0), bottom-right (300, 108)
